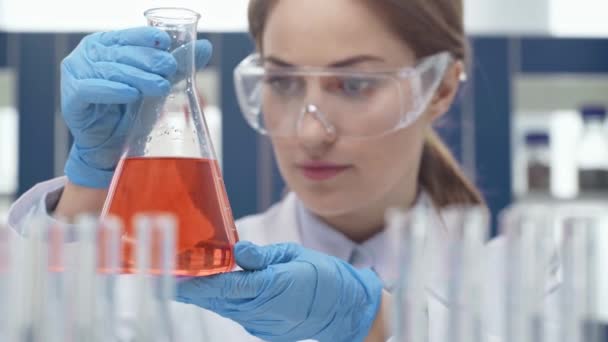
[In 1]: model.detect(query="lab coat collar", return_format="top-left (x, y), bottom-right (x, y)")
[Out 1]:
top-left (295, 201), bottom-right (355, 263)
top-left (295, 196), bottom-right (419, 284)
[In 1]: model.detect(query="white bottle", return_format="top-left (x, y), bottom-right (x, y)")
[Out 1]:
top-left (576, 106), bottom-right (608, 194)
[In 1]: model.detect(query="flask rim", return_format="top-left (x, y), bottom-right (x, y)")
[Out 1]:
top-left (144, 7), bottom-right (201, 24)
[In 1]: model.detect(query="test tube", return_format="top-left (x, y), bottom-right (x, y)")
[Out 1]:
top-left (69, 215), bottom-right (100, 341)
top-left (529, 207), bottom-right (555, 342)
top-left (0, 223), bottom-right (9, 340)
top-left (23, 215), bottom-right (49, 342)
top-left (447, 206), bottom-right (488, 342)
top-left (135, 214), bottom-right (155, 342)
top-left (581, 211), bottom-right (601, 342)
top-left (384, 209), bottom-right (402, 338)
top-left (134, 215), bottom-right (154, 342)
top-left (503, 206), bottom-right (529, 342)
top-left (154, 215), bottom-right (177, 342)
top-left (557, 206), bottom-right (605, 342)
top-left (43, 222), bottom-right (68, 342)
top-left (560, 216), bottom-right (586, 342)
top-left (97, 216), bottom-right (122, 341)
top-left (6, 216), bottom-right (29, 342)
top-left (595, 210), bottom-right (608, 342)
top-left (133, 214), bottom-right (179, 342)
top-left (535, 209), bottom-right (557, 342)
top-left (386, 204), bottom-right (428, 342)
top-left (502, 204), bottom-right (553, 342)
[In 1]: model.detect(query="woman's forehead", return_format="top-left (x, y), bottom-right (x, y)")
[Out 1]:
top-left (261, 0), bottom-right (416, 68)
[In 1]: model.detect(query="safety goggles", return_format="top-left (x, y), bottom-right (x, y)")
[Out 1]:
top-left (234, 51), bottom-right (454, 139)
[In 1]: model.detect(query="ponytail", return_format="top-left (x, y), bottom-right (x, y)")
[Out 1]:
top-left (418, 129), bottom-right (484, 207)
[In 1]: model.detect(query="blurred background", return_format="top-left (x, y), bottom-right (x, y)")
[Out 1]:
top-left (0, 0), bottom-right (607, 234)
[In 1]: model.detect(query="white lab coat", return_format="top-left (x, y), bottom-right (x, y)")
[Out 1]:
top-left (7, 177), bottom-right (561, 342)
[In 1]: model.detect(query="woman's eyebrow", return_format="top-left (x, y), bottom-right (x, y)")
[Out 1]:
top-left (263, 55), bottom-right (386, 68)
top-left (264, 56), bottom-right (293, 67)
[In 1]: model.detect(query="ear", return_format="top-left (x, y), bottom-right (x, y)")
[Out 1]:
top-left (425, 60), bottom-right (465, 122)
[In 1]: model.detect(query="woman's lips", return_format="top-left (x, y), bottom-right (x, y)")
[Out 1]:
top-left (297, 162), bottom-right (351, 181)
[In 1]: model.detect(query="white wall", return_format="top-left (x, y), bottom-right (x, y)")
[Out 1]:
top-left (465, 0), bottom-right (608, 37)
top-left (0, 106), bottom-right (18, 223)
top-left (2, 0), bottom-right (607, 37)
top-left (550, 0), bottom-right (608, 37)
top-left (465, 0), bottom-right (551, 35)
top-left (0, 0), bottom-right (249, 32)
top-left (0, 107), bottom-right (17, 195)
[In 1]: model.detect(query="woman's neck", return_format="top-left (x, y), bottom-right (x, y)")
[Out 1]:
top-left (320, 183), bottom-right (419, 244)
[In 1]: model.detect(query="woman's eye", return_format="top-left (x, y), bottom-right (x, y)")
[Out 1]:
top-left (335, 77), bottom-right (379, 97)
top-left (265, 76), bottom-right (303, 96)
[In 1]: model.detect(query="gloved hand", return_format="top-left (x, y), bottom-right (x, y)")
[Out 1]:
top-left (176, 241), bottom-right (383, 342)
top-left (61, 27), bottom-right (213, 188)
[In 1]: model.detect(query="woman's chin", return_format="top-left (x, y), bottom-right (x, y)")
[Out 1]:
top-left (298, 191), bottom-right (363, 218)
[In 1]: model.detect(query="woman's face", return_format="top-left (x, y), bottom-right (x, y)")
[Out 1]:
top-left (262, 0), bottom-right (452, 220)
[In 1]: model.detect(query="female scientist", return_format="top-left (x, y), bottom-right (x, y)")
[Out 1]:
top-left (7, 0), bottom-right (559, 341)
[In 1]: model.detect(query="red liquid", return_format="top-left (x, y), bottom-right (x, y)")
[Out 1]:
top-left (104, 157), bottom-right (239, 276)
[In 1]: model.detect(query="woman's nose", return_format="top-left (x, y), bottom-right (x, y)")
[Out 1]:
top-left (296, 104), bottom-right (337, 151)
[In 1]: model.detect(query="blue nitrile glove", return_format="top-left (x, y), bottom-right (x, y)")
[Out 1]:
top-left (61, 27), bottom-right (213, 188)
top-left (176, 241), bottom-right (384, 342)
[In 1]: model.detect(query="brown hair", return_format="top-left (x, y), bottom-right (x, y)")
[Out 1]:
top-left (248, 0), bottom-right (484, 208)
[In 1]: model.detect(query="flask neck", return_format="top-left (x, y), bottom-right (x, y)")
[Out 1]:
top-left (170, 77), bottom-right (195, 93)
top-left (148, 20), bottom-right (198, 84)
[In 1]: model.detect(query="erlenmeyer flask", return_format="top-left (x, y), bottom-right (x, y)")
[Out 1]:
top-left (102, 7), bottom-right (239, 276)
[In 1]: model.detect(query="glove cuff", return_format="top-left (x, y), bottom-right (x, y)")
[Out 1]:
top-left (65, 145), bottom-right (117, 189)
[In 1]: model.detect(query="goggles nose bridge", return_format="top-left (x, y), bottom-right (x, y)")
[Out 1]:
top-left (297, 104), bottom-right (337, 138)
